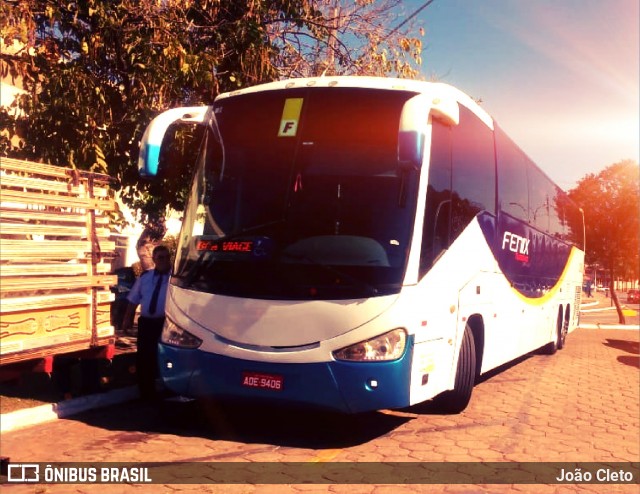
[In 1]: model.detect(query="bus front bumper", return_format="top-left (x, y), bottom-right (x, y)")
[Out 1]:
top-left (157, 337), bottom-right (414, 414)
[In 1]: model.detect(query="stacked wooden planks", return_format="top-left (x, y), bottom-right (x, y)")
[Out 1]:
top-left (1, 157), bottom-right (118, 365)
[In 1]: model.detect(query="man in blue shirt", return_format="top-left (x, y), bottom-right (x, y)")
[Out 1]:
top-left (122, 245), bottom-right (171, 400)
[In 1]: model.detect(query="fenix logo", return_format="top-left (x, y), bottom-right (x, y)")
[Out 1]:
top-left (501, 231), bottom-right (530, 263)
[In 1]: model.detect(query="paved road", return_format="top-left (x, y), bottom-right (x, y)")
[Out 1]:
top-left (580, 290), bottom-right (640, 328)
top-left (1, 326), bottom-right (638, 494)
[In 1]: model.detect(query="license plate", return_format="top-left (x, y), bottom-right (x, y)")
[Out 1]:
top-left (241, 371), bottom-right (283, 391)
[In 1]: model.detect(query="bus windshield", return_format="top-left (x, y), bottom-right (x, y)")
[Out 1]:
top-left (173, 87), bottom-right (419, 300)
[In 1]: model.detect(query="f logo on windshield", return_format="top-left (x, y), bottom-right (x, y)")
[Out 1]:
top-left (278, 98), bottom-right (303, 137)
top-left (279, 120), bottom-right (297, 136)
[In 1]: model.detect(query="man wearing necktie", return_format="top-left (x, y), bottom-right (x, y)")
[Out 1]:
top-left (122, 245), bottom-right (171, 400)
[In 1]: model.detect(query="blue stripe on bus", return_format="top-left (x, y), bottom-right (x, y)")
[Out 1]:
top-left (157, 335), bottom-right (414, 414)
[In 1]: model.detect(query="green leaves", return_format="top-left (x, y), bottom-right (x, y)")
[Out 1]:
top-left (2, 0), bottom-right (424, 224)
top-left (569, 160), bottom-right (640, 304)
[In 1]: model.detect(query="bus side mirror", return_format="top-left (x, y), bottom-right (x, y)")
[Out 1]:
top-left (398, 94), bottom-right (429, 170)
top-left (398, 131), bottom-right (424, 169)
top-left (397, 92), bottom-right (460, 170)
top-left (430, 97), bottom-right (459, 127)
top-left (138, 106), bottom-right (211, 177)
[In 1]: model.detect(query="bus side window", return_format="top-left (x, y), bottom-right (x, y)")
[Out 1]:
top-left (420, 120), bottom-right (452, 278)
top-left (496, 126), bottom-right (529, 221)
top-left (450, 106), bottom-right (496, 243)
top-left (561, 195), bottom-right (585, 249)
top-left (548, 186), bottom-right (565, 239)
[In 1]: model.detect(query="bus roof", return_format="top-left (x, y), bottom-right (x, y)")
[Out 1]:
top-left (215, 76), bottom-right (494, 130)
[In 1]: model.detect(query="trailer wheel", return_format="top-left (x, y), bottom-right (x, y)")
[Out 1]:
top-left (433, 325), bottom-right (476, 414)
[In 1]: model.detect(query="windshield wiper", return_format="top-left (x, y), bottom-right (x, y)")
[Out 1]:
top-left (281, 251), bottom-right (378, 297)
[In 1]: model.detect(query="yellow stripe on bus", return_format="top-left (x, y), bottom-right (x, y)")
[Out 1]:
top-left (511, 246), bottom-right (582, 306)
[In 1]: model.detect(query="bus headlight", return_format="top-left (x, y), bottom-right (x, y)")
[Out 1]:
top-left (161, 318), bottom-right (203, 349)
top-left (333, 328), bottom-right (407, 362)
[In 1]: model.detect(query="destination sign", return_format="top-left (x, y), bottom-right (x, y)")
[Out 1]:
top-left (196, 239), bottom-right (254, 253)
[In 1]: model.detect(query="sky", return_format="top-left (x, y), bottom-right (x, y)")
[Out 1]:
top-left (402, 0), bottom-right (639, 190)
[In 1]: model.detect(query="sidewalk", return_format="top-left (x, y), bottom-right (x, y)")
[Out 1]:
top-left (579, 289), bottom-right (640, 330)
top-left (0, 334), bottom-right (140, 431)
top-left (1, 385), bottom-right (139, 433)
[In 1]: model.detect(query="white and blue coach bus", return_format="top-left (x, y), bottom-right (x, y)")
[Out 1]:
top-left (138, 77), bottom-right (584, 414)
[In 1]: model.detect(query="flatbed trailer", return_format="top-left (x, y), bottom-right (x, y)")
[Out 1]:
top-left (0, 157), bottom-right (117, 380)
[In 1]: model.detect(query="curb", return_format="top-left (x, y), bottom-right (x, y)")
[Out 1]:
top-left (580, 307), bottom-right (619, 313)
top-left (578, 323), bottom-right (640, 331)
top-left (1, 385), bottom-right (139, 433)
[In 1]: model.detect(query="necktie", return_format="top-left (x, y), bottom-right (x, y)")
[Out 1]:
top-left (149, 273), bottom-right (163, 315)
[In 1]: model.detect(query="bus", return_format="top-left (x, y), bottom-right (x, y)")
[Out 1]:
top-left (138, 77), bottom-right (584, 414)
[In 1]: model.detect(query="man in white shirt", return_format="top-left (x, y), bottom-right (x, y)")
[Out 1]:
top-left (122, 245), bottom-right (171, 400)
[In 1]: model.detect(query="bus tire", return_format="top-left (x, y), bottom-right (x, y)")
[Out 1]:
top-left (559, 306), bottom-right (569, 350)
top-left (541, 311), bottom-right (560, 355)
top-left (433, 325), bottom-right (476, 414)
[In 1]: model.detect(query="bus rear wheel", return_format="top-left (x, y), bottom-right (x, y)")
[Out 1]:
top-left (541, 307), bottom-right (565, 355)
top-left (433, 325), bottom-right (476, 414)
top-left (559, 306), bottom-right (570, 350)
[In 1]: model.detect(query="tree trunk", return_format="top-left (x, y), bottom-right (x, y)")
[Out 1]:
top-left (609, 275), bottom-right (626, 324)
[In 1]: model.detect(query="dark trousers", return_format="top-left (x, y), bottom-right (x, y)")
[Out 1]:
top-left (136, 316), bottom-right (165, 399)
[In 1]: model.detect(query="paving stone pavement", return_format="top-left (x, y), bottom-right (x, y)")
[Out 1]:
top-left (1, 327), bottom-right (638, 494)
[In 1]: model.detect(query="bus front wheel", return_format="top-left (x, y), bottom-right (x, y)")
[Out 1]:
top-left (433, 325), bottom-right (476, 414)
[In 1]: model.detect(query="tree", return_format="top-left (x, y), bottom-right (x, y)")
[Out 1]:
top-left (1, 0), bottom-right (424, 226)
top-left (568, 160), bottom-right (640, 323)
top-left (270, 0), bottom-right (424, 79)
